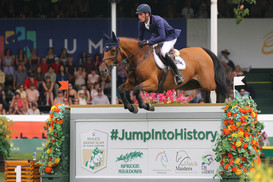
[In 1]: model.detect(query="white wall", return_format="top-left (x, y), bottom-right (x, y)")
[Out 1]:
top-left (187, 19), bottom-right (273, 68)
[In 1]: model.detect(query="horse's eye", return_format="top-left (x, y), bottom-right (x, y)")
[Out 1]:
top-left (110, 49), bottom-right (116, 55)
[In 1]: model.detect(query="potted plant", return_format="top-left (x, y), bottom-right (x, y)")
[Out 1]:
top-left (213, 97), bottom-right (264, 181)
top-left (0, 116), bottom-right (13, 172)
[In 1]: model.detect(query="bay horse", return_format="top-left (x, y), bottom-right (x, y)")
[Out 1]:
top-left (100, 32), bottom-right (230, 113)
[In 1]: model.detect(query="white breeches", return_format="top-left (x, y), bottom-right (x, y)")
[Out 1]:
top-left (161, 38), bottom-right (177, 58)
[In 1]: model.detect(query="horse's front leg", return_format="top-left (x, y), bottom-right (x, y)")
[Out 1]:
top-left (118, 83), bottom-right (138, 114)
top-left (133, 79), bottom-right (157, 111)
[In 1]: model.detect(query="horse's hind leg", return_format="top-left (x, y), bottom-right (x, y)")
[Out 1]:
top-left (118, 85), bottom-right (138, 113)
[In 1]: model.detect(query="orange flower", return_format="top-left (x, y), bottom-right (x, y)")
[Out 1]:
top-left (228, 153), bottom-right (233, 158)
top-left (45, 166), bottom-right (52, 174)
top-left (224, 105), bottom-right (229, 111)
top-left (227, 111), bottom-right (232, 117)
top-left (243, 168), bottom-right (248, 173)
top-left (243, 143), bottom-right (247, 149)
top-left (54, 107), bottom-right (61, 112)
top-left (224, 164), bottom-right (230, 170)
top-left (50, 113), bottom-right (54, 118)
top-left (240, 116), bottom-right (245, 122)
top-left (224, 120), bottom-right (228, 125)
top-left (223, 127), bottom-right (231, 135)
top-left (238, 108), bottom-right (243, 113)
top-left (250, 167), bottom-right (255, 172)
top-left (229, 158), bottom-right (234, 164)
top-left (231, 125), bottom-right (237, 131)
top-left (228, 119), bottom-right (234, 125)
top-left (57, 120), bottom-right (63, 125)
top-left (232, 113), bottom-right (237, 117)
top-left (55, 103), bottom-right (62, 107)
top-left (256, 157), bottom-right (261, 165)
top-left (239, 164), bottom-right (243, 168)
top-left (232, 167), bottom-right (237, 173)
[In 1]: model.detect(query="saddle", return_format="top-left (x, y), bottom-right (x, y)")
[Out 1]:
top-left (154, 43), bottom-right (180, 65)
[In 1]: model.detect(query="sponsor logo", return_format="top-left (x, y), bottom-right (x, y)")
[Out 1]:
top-left (116, 151), bottom-right (143, 163)
top-left (81, 129), bottom-right (108, 173)
top-left (262, 31), bottom-right (273, 55)
top-left (155, 151), bottom-right (168, 168)
top-left (201, 154), bottom-right (215, 174)
top-left (176, 150), bottom-right (198, 171)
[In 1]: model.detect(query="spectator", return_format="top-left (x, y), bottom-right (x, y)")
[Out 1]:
top-left (181, 0), bottom-right (194, 18)
top-left (42, 76), bottom-right (54, 105)
top-left (29, 48), bottom-right (40, 73)
top-left (92, 52), bottom-right (102, 73)
top-left (65, 55), bottom-right (76, 83)
top-left (90, 82), bottom-right (100, 100)
top-left (53, 90), bottom-right (65, 105)
top-left (45, 66), bottom-right (56, 83)
top-left (73, 98), bottom-right (79, 105)
top-left (46, 47), bottom-right (56, 65)
top-left (79, 51), bottom-right (87, 66)
top-left (15, 84), bottom-right (26, 99)
top-left (26, 83), bottom-right (39, 107)
top-left (26, 102), bottom-right (40, 115)
top-left (220, 49), bottom-right (235, 71)
top-left (117, 64), bottom-right (126, 87)
top-left (3, 48), bottom-right (15, 79)
top-left (56, 65), bottom-right (69, 89)
top-left (65, 83), bottom-right (77, 105)
top-left (9, 92), bottom-right (27, 114)
top-left (0, 84), bottom-right (6, 109)
top-left (34, 66), bottom-right (44, 92)
top-left (74, 66), bottom-right (86, 90)
top-left (0, 68), bottom-right (5, 86)
top-left (0, 103), bottom-right (7, 115)
top-left (13, 64), bottom-right (28, 90)
top-left (78, 90), bottom-right (87, 105)
top-left (196, 3), bottom-right (208, 18)
top-left (78, 84), bottom-right (90, 104)
top-left (83, 54), bottom-right (93, 74)
top-left (92, 88), bottom-right (110, 105)
top-left (24, 72), bottom-right (38, 89)
top-left (236, 88), bottom-right (250, 98)
top-left (9, 101), bottom-right (25, 115)
top-left (60, 48), bottom-right (68, 66)
top-left (52, 57), bottom-right (61, 74)
top-left (185, 89), bottom-right (197, 103)
top-left (233, 65), bottom-right (244, 76)
top-left (15, 48), bottom-right (27, 70)
top-left (100, 75), bottom-right (111, 97)
top-left (39, 57), bottom-right (50, 75)
top-left (87, 70), bottom-right (99, 90)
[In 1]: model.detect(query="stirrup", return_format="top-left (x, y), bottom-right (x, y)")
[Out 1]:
top-left (174, 75), bottom-right (184, 86)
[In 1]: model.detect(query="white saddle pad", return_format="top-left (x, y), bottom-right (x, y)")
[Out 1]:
top-left (153, 49), bottom-right (186, 70)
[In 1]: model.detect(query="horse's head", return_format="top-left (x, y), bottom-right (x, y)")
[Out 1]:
top-left (100, 31), bottom-right (122, 77)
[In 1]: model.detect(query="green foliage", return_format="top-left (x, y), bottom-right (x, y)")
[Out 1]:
top-left (233, 0), bottom-right (256, 24)
top-left (0, 117), bottom-right (14, 158)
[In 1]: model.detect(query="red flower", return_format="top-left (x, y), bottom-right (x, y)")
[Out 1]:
top-left (55, 107), bottom-right (61, 112)
top-left (227, 111), bottom-right (232, 117)
top-left (231, 125), bottom-right (237, 131)
top-left (224, 105), bottom-right (229, 111)
top-left (224, 164), bottom-right (230, 170)
top-left (239, 164), bottom-right (243, 168)
top-left (220, 160), bottom-right (224, 165)
top-left (240, 116), bottom-right (245, 122)
top-left (229, 158), bottom-right (234, 164)
top-left (50, 113), bottom-right (54, 118)
top-left (228, 153), bottom-right (233, 158)
top-left (45, 167), bottom-right (52, 174)
top-left (239, 108), bottom-right (243, 113)
top-left (243, 168), bottom-right (248, 173)
top-left (224, 120), bottom-right (228, 125)
top-left (241, 157), bottom-right (247, 161)
top-left (223, 128), bottom-right (231, 135)
top-left (228, 119), bottom-right (234, 125)
top-left (232, 167), bottom-right (237, 173)
top-left (232, 113), bottom-right (237, 117)
top-left (231, 145), bottom-right (235, 149)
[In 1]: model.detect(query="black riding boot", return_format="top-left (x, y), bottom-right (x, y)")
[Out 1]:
top-left (165, 53), bottom-right (184, 85)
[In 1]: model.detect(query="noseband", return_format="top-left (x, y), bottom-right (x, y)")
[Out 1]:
top-left (102, 43), bottom-right (121, 72)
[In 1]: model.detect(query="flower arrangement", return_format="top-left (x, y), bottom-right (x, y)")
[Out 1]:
top-left (213, 97), bottom-right (264, 179)
top-left (0, 116), bottom-right (13, 158)
top-left (39, 103), bottom-right (70, 174)
top-left (137, 90), bottom-right (191, 104)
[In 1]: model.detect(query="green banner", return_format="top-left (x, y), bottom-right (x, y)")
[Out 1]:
top-left (10, 139), bottom-right (46, 153)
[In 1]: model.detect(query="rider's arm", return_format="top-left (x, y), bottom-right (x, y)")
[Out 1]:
top-left (137, 22), bottom-right (145, 41)
top-left (148, 19), bottom-right (166, 45)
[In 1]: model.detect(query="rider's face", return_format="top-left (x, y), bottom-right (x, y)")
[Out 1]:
top-left (138, 13), bottom-right (149, 23)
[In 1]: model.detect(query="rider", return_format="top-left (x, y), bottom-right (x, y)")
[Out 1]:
top-left (136, 4), bottom-right (184, 85)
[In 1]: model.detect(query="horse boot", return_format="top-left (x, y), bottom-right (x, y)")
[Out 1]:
top-left (165, 53), bottom-right (184, 85)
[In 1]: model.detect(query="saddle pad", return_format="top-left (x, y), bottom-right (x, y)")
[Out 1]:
top-left (153, 49), bottom-right (186, 70)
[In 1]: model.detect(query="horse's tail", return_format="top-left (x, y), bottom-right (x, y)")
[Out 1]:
top-left (202, 48), bottom-right (231, 102)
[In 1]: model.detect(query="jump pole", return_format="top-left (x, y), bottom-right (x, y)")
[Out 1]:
top-left (111, 0), bottom-right (117, 104)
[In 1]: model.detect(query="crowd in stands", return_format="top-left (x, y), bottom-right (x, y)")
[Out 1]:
top-left (1, 0), bottom-right (273, 19)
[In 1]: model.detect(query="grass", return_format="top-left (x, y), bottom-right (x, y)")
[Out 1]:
top-left (0, 152), bottom-right (42, 181)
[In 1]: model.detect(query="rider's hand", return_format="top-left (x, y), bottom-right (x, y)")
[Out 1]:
top-left (138, 40), bottom-right (149, 48)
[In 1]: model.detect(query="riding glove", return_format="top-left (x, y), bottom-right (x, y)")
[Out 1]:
top-left (138, 40), bottom-right (149, 48)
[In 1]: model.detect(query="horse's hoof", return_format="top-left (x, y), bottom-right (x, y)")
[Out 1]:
top-left (147, 103), bottom-right (155, 111)
top-left (131, 105), bottom-right (139, 114)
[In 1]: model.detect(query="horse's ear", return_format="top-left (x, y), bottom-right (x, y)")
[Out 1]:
top-left (112, 31), bottom-right (118, 42)
top-left (103, 33), bottom-right (110, 41)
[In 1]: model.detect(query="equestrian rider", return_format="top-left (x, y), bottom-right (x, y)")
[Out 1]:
top-left (136, 4), bottom-right (184, 85)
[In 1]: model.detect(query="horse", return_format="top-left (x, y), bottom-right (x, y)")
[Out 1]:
top-left (100, 32), bottom-right (230, 113)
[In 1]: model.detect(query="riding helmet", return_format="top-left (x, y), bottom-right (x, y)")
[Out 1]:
top-left (135, 4), bottom-right (151, 15)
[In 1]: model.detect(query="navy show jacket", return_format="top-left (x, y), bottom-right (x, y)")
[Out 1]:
top-left (137, 15), bottom-right (181, 45)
